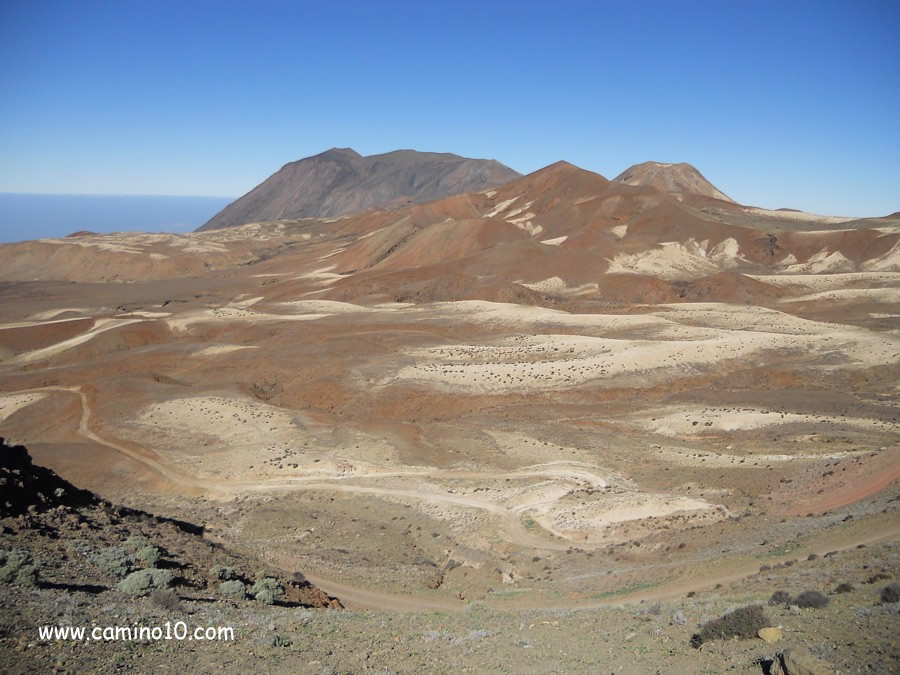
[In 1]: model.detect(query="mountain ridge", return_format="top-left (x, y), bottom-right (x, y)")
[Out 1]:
top-left (198, 148), bottom-right (522, 230)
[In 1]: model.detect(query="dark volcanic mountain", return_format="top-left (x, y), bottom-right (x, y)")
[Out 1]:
top-left (613, 161), bottom-right (734, 203)
top-left (198, 148), bottom-right (521, 231)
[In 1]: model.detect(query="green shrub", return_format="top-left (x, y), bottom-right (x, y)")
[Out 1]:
top-left (769, 590), bottom-right (791, 606)
top-left (116, 569), bottom-right (173, 597)
top-left (90, 547), bottom-right (136, 579)
top-left (690, 605), bottom-right (770, 648)
top-left (135, 546), bottom-right (161, 568)
top-left (250, 576), bottom-right (284, 605)
top-left (881, 582), bottom-right (900, 604)
top-left (124, 535), bottom-right (150, 552)
top-left (795, 590), bottom-right (829, 609)
top-left (150, 589), bottom-right (181, 610)
top-left (210, 565), bottom-right (236, 581)
top-left (220, 580), bottom-right (246, 600)
top-left (0, 549), bottom-right (39, 587)
top-left (66, 539), bottom-right (93, 558)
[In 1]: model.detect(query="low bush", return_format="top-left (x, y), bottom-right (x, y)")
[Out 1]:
top-left (90, 547), bottom-right (135, 579)
top-left (150, 589), bottom-right (181, 610)
top-left (881, 582), bottom-right (900, 604)
top-left (116, 569), bottom-right (173, 597)
top-left (0, 549), bottom-right (39, 587)
top-left (210, 565), bottom-right (236, 581)
top-left (135, 546), bottom-right (161, 568)
top-left (66, 539), bottom-right (93, 558)
top-left (690, 605), bottom-right (770, 648)
top-left (795, 590), bottom-right (829, 609)
top-left (124, 535), bottom-right (150, 552)
top-left (250, 576), bottom-right (284, 605)
top-left (769, 590), bottom-right (792, 606)
top-left (220, 580), bottom-right (246, 600)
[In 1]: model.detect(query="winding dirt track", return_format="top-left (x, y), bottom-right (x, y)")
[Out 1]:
top-left (6, 387), bottom-right (608, 551)
top-left (5, 385), bottom-right (899, 612)
top-left (302, 522), bottom-right (900, 612)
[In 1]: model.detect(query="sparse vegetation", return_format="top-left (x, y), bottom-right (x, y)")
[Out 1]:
top-left (124, 535), bottom-right (150, 551)
top-left (150, 588), bottom-right (181, 610)
top-left (90, 546), bottom-right (136, 579)
top-left (690, 604), bottom-right (770, 648)
top-left (250, 575), bottom-right (284, 605)
top-left (880, 582), bottom-right (900, 604)
top-left (211, 565), bottom-right (237, 581)
top-left (769, 590), bottom-right (791, 606)
top-left (135, 545), bottom-right (161, 568)
top-left (795, 590), bottom-right (830, 609)
top-left (116, 569), bottom-right (173, 596)
top-left (220, 580), bottom-right (246, 600)
top-left (0, 549), bottom-right (39, 587)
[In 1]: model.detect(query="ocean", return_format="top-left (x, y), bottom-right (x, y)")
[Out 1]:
top-left (0, 193), bottom-right (234, 243)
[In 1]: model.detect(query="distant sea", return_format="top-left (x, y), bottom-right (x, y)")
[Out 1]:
top-left (0, 193), bottom-right (234, 243)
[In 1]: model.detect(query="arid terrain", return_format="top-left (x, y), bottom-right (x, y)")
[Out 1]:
top-left (0, 158), bottom-right (898, 672)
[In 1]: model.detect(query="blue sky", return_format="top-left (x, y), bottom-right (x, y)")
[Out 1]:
top-left (1, 0), bottom-right (898, 216)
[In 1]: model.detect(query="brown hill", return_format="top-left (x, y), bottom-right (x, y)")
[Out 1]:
top-left (198, 148), bottom-right (521, 231)
top-left (613, 161), bottom-right (734, 203)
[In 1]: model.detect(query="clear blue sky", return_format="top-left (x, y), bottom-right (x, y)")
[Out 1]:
top-left (1, 0), bottom-right (898, 216)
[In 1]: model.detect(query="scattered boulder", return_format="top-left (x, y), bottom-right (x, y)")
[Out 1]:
top-left (779, 645), bottom-right (835, 675)
top-left (758, 626), bottom-right (783, 643)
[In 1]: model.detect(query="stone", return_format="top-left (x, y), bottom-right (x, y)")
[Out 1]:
top-left (780, 646), bottom-right (835, 675)
top-left (758, 626), bottom-right (783, 643)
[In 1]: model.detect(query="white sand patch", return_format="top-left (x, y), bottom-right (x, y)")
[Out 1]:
top-left (294, 265), bottom-right (349, 285)
top-left (606, 241), bottom-right (720, 280)
top-left (425, 301), bottom-right (672, 331)
top-left (275, 300), bottom-right (374, 314)
top-left (747, 272), bottom-right (900, 291)
top-left (10, 318), bottom-right (144, 365)
top-left (743, 207), bottom-right (856, 224)
top-left (518, 277), bottom-right (599, 297)
top-left (782, 249), bottom-right (854, 274)
top-left (708, 237), bottom-right (749, 268)
top-left (513, 221), bottom-right (543, 236)
top-left (484, 197), bottom-right (519, 218)
top-left (653, 446), bottom-right (871, 469)
top-left (863, 240), bottom-right (900, 272)
top-left (0, 393), bottom-right (48, 424)
top-left (389, 303), bottom-right (900, 393)
top-left (503, 201), bottom-right (534, 219)
top-left (118, 395), bottom-right (398, 479)
top-left (119, 311), bottom-right (171, 318)
top-left (26, 308), bottom-right (96, 321)
top-left (778, 288), bottom-right (900, 304)
top-left (232, 296), bottom-right (264, 308)
top-left (607, 225), bottom-right (628, 239)
top-left (540, 236), bottom-right (568, 246)
top-left (485, 431), bottom-right (600, 469)
top-left (529, 491), bottom-right (721, 543)
top-left (193, 345), bottom-right (259, 357)
top-left (650, 303), bottom-right (836, 335)
top-left (316, 247), bottom-right (346, 261)
top-left (166, 307), bottom-right (331, 331)
top-left (0, 316), bottom-right (92, 331)
top-left (632, 405), bottom-right (895, 437)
